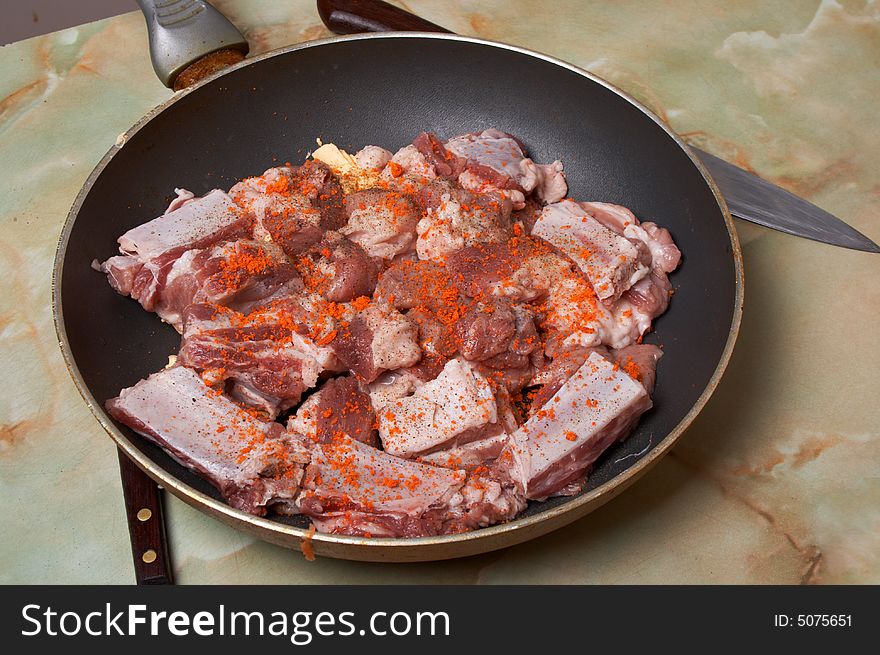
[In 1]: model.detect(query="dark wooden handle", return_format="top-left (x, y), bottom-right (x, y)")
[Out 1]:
top-left (117, 450), bottom-right (173, 585)
top-left (317, 0), bottom-right (452, 34)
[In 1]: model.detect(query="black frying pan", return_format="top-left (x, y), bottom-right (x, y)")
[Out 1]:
top-left (53, 4), bottom-right (742, 562)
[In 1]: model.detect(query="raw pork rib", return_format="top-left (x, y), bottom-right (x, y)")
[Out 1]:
top-left (99, 190), bottom-right (254, 329)
top-left (378, 358), bottom-right (501, 458)
top-left (329, 302), bottom-right (422, 383)
top-left (99, 194), bottom-right (303, 331)
top-left (117, 189), bottom-right (243, 261)
top-left (297, 436), bottom-right (466, 537)
top-left (505, 351), bottom-right (652, 500)
top-left (106, 366), bottom-right (309, 515)
top-left (230, 160), bottom-right (346, 256)
top-left (295, 231), bottom-right (378, 303)
top-left (414, 182), bottom-right (514, 261)
top-left (98, 127), bottom-right (681, 539)
top-left (342, 188), bottom-right (421, 260)
top-left (533, 200), bottom-right (651, 304)
top-left (297, 436), bottom-right (524, 537)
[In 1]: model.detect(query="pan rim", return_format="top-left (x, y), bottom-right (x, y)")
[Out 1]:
top-left (52, 31), bottom-right (744, 555)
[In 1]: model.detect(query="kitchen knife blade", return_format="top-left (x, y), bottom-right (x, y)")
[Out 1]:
top-left (694, 147), bottom-right (880, 253)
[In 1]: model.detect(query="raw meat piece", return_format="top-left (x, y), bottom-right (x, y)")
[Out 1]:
top-left (512, 197), bottom-right (544, 234)
top-left (445, 129), bottom-right (567, 207)
top-left (412, 131), bottom-right (466, 179)
top-left (580, 201), bottom-right (681, 276)
top-left (367, 370), bottom-right (424, 410)
top-left (98, 254), bottom-right (142, 296)
top-left (559, 202), bottom-right (679, 347)
top-left (590, 272), bottom-right (673, 349)
top-left (531, 344), bottom-right (661, 412)
top-left (354, 145), bottom-right (393, 170)
top-left (287, 375), bottom-right (378, 447)
top-left (342, 188), bottom-right (421, 259)
top-left (420, 387), bottom-right (520, 469)
top-left (380, 144), bottom-right (437, 183)
top-left (537, 273), bottom-right (604, 350)
top-left (295, 231), bottom-right (378, 303)
top-left (362, 302), bottom-right (422, 372)
top-left (164, 188), bottom-right (196, 214)
top-left (419, 433), bottom-right (511, 469)
top-left (373, 259), bottom-right (464, 377)
top-left (446, 236), bottom-right (602, 360)
top-left (529, 345), bottom-right (602, 411)
top-left (230, 161), bottom-right (345, 256)
top-left (469, 303), bottom-right (543, 393)
top-left (297, 435), bottom-right (524, 537)
top-left (627, 222), bottom-right (681, 274)
top-left (454, 297), bottom-right (517, 361)
top-left (191, 240), bottom-right (301, 310)
top-left (106, 366), bottom-right (310, 516)
top-left (330, 302), bottom-right (422, 382)
top-left (578, 201), bottom-right (638, 233)
top-left (533, 200), bottom-right (651, 304)
top-left (104, 227), bottom-right (296, 332)
top-left (378, 358), bottom-right (498, 458)
top-left (455, 298), bottom-right (540, 371)
top-left (99, 190), bottom-right (252, 322)
top-left (612, 343), bottom-right (663, 394)
top-left (407, 306), bottom-right (457, 365)
top-left (444, 472), bottom-right (526, 533)
top-left (178, 301), bottom-right (337, 417)
top-left (116, 189), bottom-right (245, 262)
top-left (504, 351), bottom-right (652, 499)
top-left (374, 259), bottom-right (463, 315)
top-left (297, 436), bottom-right (467, 537)
top-left (415, 183), bottom-right (513, 261)
top-left (154, 239), bottom-right (302, 331)
top-left (445, 235), bottom-right (573, 302)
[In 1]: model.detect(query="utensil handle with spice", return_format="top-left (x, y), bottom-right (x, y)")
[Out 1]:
top-left (118, 450), bottom-right (173, 584)
top-left (317, 0), bottom-right (452, 34)
top-left (136, 0), bottom-right (249, 90)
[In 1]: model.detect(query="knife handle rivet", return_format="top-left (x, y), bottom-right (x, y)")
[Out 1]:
top-left (137, 508), bottom-right (153, 522)
top-left (142, 549), bottom-right (158, 564)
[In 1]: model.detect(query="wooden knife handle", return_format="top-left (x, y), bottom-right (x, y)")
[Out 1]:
top-left (117, 450), bottom-right (173, 585)
top-left (317, 0), bottom-right (451, 34)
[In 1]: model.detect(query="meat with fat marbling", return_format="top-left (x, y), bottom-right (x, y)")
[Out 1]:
top-left (178, 300), bottom-right (338, 417)
top-left (106, 366), bottom-right (310, 516)
top-left (503, 351), bottom-right (652, 499)
top-left (297, 435), bottom-right (524, 537)
top-left (342, 188), bottom-right (421, 260)
top-left (287, 375), bottom-right (378, 447)
top-left (533, 200), bottom-right (651, 304)
top-left (295, 231), bottom-right (378, 303)
top-left (330, 302), bottom-right (422, 383)
top-left (444, 129), bottom-right (567, 208)
top-left (230, 161), bottom-right (345, 256)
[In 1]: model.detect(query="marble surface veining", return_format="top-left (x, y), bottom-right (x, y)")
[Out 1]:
top-left (1, 0), bottom-right (878, 584)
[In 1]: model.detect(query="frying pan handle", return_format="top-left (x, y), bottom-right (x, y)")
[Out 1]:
top-left (118, 450), bottom-right (173, 585)
top-left (317, 0), bottom-right (452, 34)
top-left (136, 0), bottom-right (249, 90)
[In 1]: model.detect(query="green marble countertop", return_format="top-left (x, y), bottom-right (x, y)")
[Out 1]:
top-left (2, 0), bottom-right (878, 584)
